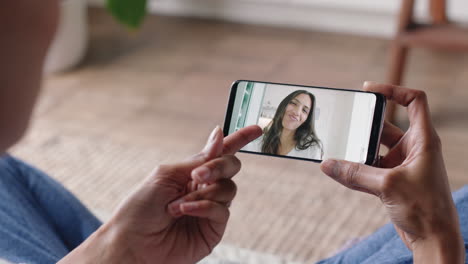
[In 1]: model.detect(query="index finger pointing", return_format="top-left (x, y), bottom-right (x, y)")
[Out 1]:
top-left (223, 125), bottom-right (262, 155)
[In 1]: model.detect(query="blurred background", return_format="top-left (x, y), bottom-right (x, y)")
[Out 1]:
top-left (11, 0), bottom-right (468, 263)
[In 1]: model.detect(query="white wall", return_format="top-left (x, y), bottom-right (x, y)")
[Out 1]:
top-left (89, 0), bottom-right (468, 37)
top-left (244, 83), bottom-right (266, 128)
top-left (243, 83), bottom-right (356, 159)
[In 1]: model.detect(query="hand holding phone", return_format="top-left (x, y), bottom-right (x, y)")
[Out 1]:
top-left (223, 80), bottom-right (386, 165)
top-left (320, 82), bottom-right (464, 263)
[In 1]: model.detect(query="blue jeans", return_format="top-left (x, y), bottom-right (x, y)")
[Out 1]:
top-left (0, 154), bottom-right (467, 264)
top-left (0, 155), bottom-right (101, 264)
top-left (317, 186), bottom-right (468, 264)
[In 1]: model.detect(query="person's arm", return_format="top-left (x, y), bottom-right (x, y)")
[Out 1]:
top-left (321, 82), bottom-right (464, 263)
top-left (58, 125), bottom-right (262, 264)
top-left (0, 0), bottom-right (59, 153)
top-left (413, 229), bottom-right (464, 263)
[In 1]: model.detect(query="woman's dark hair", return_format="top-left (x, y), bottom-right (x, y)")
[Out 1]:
top-left (261, 90), bottom-right (323, 157)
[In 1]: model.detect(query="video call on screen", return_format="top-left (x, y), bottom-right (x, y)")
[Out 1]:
top-left (228, 81), bottom-right (376, 163)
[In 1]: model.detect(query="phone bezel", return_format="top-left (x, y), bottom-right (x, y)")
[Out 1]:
top-left (223, 80), bottom-right (386, 165)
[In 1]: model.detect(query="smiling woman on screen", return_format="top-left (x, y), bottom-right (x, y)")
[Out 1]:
top-left (244, 90), bottom-right (323, 160)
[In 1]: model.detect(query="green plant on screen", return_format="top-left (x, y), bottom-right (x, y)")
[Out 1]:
top-left (106, 0), bottom-right (148, 29)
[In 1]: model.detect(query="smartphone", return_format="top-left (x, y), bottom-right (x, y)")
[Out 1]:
top-left (223, 80), bottom-right (386, 165)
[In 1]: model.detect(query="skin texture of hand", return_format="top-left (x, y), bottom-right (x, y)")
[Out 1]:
top-left (321, 82), bottom-right (464, 263)
top-left (58, 125), bottom-right (262, 264)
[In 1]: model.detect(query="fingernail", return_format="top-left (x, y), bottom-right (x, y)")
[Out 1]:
top-left (321, 159), bottom-right (338, 178)
top-left (363, 81), bottom-right (375, 88)
top-left (203, 126), bottom-right (221, 154)
top-left (193, 166), bottom-right (211, 182)
top-left (168, 198), bottom-right (185, 216)
top-left (180, 202), bottom-right (198, 213)
top-left (208, 126), bottom-right (221, 144)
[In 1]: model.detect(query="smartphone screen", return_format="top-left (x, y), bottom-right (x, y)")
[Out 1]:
top-left (223, 80), bottom-right (386, 165)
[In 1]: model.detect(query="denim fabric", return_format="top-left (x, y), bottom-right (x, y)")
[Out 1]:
top-left (0, 154), bottom-right (101, 264)
top-left (1, 154), bottom-right (467, 264)
top-left (317, 185), bottom-right (468, 264)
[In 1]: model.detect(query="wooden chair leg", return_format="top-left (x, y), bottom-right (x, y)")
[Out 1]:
top-left (385, 0), bottom-right (414, 124)
top-left (430, 0), bottom-right (448, 24)
top-left (386, 40), bottom-right (409, 123)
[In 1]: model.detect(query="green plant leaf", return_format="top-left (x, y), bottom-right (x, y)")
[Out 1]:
top-left (106, 0), bottom-right (147, 29)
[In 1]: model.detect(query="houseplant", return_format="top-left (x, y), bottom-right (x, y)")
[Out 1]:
top-left (106, 0), bottom-right (148, 29)
top-left (45, 0), bottom-right (148, 73)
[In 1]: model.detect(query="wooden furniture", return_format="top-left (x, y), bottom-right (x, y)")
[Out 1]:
top-left (386, 0), bottom-right (468, 122)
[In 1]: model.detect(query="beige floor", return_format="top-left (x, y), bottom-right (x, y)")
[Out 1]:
top-left (11, 8), bottom-right (468, 262)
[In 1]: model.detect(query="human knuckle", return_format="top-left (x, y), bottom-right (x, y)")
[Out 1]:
top-left (380, 178), bottom-right (393, 195)
top-left (222, 145), bottom-right (232, 155)
top-left (414, 90), bottom-right (427, 100)
top-left (219, 204), bottom-right (230, 218)
top-left (211, 160), bottom-right (224, 175)
top-left (229, 155), bottom-right (242, 172)
top-left (239, 131), bottom-right (250, 144)
top-left (221, 179), bottom-right (237, 195)
top-left (231, 182), bottom-right (238, 196)
top-left (381, 170), bottom-right (403, 194)
top-left (146, 166), bottom-right (181, 190)
top-left (343, 163), bottom-right (360, 186)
